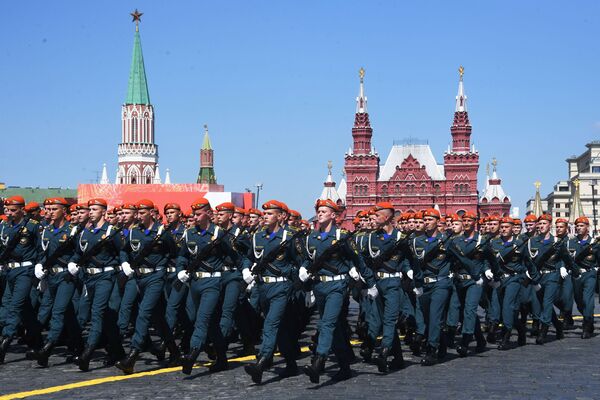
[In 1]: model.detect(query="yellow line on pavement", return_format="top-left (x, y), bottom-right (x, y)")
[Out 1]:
top-left (2, 313), bottom-right (599, 399)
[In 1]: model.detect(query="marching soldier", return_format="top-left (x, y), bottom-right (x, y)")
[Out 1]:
top-left (555, 218), bottom-right (575, 330)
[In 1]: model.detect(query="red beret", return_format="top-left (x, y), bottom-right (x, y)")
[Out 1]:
top-left (69, 204), bottom-right (79, 212)
top-left (413, 211), bottom-right (424, 220)
top-left (462, 211), bottom-right (477, 220)
top-left (5, 196), bottom-right (25, 206)
top-left (374, 202), bottom-right (395, 212)
top-left (316, 199), bottom-right (339, 212)
top-left (234, 207), bottom-right (246, 215)
top-left (114, 205), bottom-right (123, 212)
top-left (215, 202), bottom-right (235, 212)
top-left (24, 202), bottom-right (40, 212)
top-left (121, 202), bottom-right (137, 210)
top-left (289, 209), bottom-right (302, 218)
top-left (447, 213), bottom-right (461, 221)
top-left (136, 199), bottom-right (154, 210)
top-left (262, 200), bottom-right (284, 211)
top-left (524, 214), bottom-right (538, 223)
top-left (575, 216), bottom-right (589, 225)
top-left (488, 215), bottom-right (501, 222)
top-left (191, 198), bottom-right (211, 210)
top-left (538, 214), bottom-right (552, 222)
top-left (88, 198), bottom-right (107, 208)
top-left (500, 217), bottom-right (514, 225)
top-left (163, 203), bottom-right (181, 212)
top-left (555, 217), bottom-right (569, 225)
top-left (423, 208), bottom-right (441, 219)
top-left (513, 218), bottom-right (522, 225)
top-left (352, 217), bottom-right (360, 225)
top-left (248, 208), bottom-right (263, 216)
top-left (277, 201), bottom-right (289, 213)
top-left (44, 197), bottom-right (68, 206)
top-left (406, 212), bottom-right (415, 220)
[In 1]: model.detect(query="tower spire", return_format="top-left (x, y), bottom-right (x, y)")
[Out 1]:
top-left (569, 179), bottom-right (585, 223)
top-left (356, 67), bottom-right (367, 113)
top-left (100, 163), bottom-right (109, 184)
top-left (455, 65), bottom-right (467, 112)
top-left (351, 67), bottom-right (373, 154)
top-left (533, 181), bottom-right (544, 217)
top-left (197, 124), bottom-right (217, 184)
top-left (449, 65), bottom-right (472, 153)
top-left (126, 10), bottom-right (150, 105)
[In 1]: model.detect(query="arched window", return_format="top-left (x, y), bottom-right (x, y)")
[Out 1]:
top-left (381, 185), bottom-right (388, 196)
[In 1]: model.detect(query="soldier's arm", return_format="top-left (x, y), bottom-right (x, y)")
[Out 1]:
top-left (116, 230), bottom-right (129, 264)
top-left (175, 241), bottom-right (190, 273)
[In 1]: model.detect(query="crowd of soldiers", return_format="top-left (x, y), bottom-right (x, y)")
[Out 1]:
top-left (0, 194), bottom-right (598, 384)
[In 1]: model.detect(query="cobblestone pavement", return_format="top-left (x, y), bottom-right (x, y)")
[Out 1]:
top-left (1, 302), bottom-right (600, 400)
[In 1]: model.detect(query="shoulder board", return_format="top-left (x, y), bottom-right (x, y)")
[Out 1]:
top-left (29, 219), bottom-right (39, 225)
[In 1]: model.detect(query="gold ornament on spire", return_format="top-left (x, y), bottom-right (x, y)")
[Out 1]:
top-left (458, 65), bottom-right (464, 80)
top-left (574, 178), bottom-right (580, 188)
top-left (131, 9), bottom-right (143, 31)
top-left (491, 157), bottom-right (498, 171)
top-left (327, 160), bottom-right (333, 175)
top-left (359, 67), bottom-right (365, 82)
top-left (534, 181), bottom-right (541, 190)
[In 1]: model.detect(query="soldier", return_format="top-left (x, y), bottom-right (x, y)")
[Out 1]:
top-left (117, 203), bottom-right (140, 339)
top-left (30, 197), bottom-right (81, 367)
top-left (567, 216), bottom-right (599, 338)
top-left (69, 198), bottom-right (127, 371)
top-left (298, 199), bottom-right (371, 382)
top-left (0, 196), bottom-right (43, 363)
top-left (526, 214), bottom-right (569, 344)
top-left (115, 199), bottom-right (180, 374)
top-left (247, 208), bottom-right (263, 233)
top-left (512, 218), bottom-right (523, 236)
top-left (242, 200), bottom-right (302, 384)
top-left (448, 211), bottom-right (489, 356)
top-left (176, 198), bottom-right (230, 375)
top-left (288, 210), bottom-right (302, 228)
top-left (555, 218), bottom-right (575, 330)
top-left (411, 208), bottom-right (454, 366)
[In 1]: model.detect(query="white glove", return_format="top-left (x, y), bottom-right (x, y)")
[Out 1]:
top-left (34, 264), bottom-right (46, 280)
top-left (490, 280), bottom-right (501, 289)
top-left (122, 262), bottom-right (134, 277)
top-left (242, 268), bottom-right (254, 284)
top-left (534, 284), bottom-right (542, 292)
top-left (349, 266), bottom-right (360, 281)
top-left (299, 266), bottom-right (310, 282)
top-left (37, 280), bottom-right (48, 293)
top-left (0, 265), bottom-right (4, 272)
top-left (475, 278), bottom-right (484, 286)
top-left (525, 270), bottom-right (533, 280)
top-left (413, 287), bottom-right (423, 297)
top-left (367, 285), bottom-right (379, 299)
top-left (484, 269), bottom-right (494, 280)
top-left (245, 280), bottom-right (256, 292)
top-left (304, 290), bottom-right (316, 308)
top-left (177, 270), bottom-right (190, 283)
top-left (68, 262), bottom-right (79, 276)
top-left (560, 267), bottom-right (568, 279)
top-left (406, 270), bottom-right (414, 280)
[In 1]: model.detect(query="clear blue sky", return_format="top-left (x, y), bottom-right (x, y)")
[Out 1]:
top-left (1, 1), bottom-right (599, 217)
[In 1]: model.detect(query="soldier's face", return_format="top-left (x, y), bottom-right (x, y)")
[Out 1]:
top-left (463, 218), bottom-right (475, 231)
top-left (217, 211), bottom-right (233, 226)
top-left (500, 223), bottom-right (513, 237)
top-left (47, 205), bottom-right (66, 223)
top-left (138, 209), bottom-right (153, 225)
top-left (525, 222), bottom-right (536, 233)
top-left (423, 216), bottom-right (438, 232)
top-left (4, 205), bottom-right (24, 221)
top-left (407, 219), bottom-right (415, 231)
top-left (555, 223), bottom-right (568, 236)
top-left (194, 208), bottom-right (211, 227)
top-left (451, 221), bottom-right (463, 234)
top-left (537, 220), bottom-right (550, 234)
top-left (488, 221), bottom-right (500, 234)
top-left (165, 209), bottom-right (181, 224)
top-left (414, 220), bottom-right (424, 232)
top-left (576, 222), bottom-right (589, 236)
top-left (263, 209), bottom-right (280, 227)
top-left (248, 214), bottom-right (260, 227)
top-left (317, 207), bottom-right (336, 226)
top-left (121, 209), bottom-right (136, 225)
top-left (232, 213), bottom-right (243, 226)
top-left (512, 225), bottom-right (522, 235)
top-left (88, 205), bottom-right (105, 223)
top-left (78, 209), bottom-right (90, 223)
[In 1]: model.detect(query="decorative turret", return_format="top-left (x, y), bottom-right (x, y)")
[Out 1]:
top-left (532, 181), bottom-right (544, 217)
top-left (450, 66), bottom-right (472, 153)
top-left (116, 10), bottom-right (158, 185)
top-left (319, 161), bottom-right (344, 206)
top-left (100, 163), bottom-right (109, 184)
top-left (197, 124), bottom-right (217, 184)
top-left (351, 67), bottom-right (375, 155)
top-left (569, 179), bottom-right (584, 223)
top-left (479, 158), bottom-right (511, 217)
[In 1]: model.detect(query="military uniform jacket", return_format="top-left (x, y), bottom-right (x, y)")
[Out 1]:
top-left (363, 228), bottom-right (409, 275)
top-left (221, 224), bottom-right (251, 270)
top-left (489, 235), bottom-right (527, 276)
top-left (124, 222), bottom-right (176, 270)
top-left (411, 232), bottom-right (453, 288)
top-left (166, 222), bottom-right (186, 270)
top-left (566, 236), bottom-right (600, 273)
top-left (0, 218), bottom-right (40, 264)
top-left (38, 222), bottom-right (79, 269)
top-left (244, 226), bottom-right (303, 279)
top-left (176, 223), bottom-right (230, 274)
top-left (526, 234), bottom-right (570, 277)
top-left (71, 222), bottom-right (127, 268)
top-left (449, 232), bottom-right (492, 279)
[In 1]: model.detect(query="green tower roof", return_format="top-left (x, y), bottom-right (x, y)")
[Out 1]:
top-left (202, 125), bottom-right (212, 150)
top-left (125, 29), bottom-right (150, 105)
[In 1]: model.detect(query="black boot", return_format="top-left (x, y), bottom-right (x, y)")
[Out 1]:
top-left (497, 329), bottom-right (511, 351)
top-left (303, 354), bottom-right (326, 384)
top-left (446, 326), bottom-right (457, 349)
top-left (389, 345), bottom-right (405, 371)
top-left (531, 320), bottom-right (540, 337)
top-left (486, 322), bottom-right (498, 344)
top-left (410, 333), bottom-right (424, 355)
top-left (208, 354), bottom-right (229, 373)
top-left (375, 347), bottom-right (391, 373)
top-left (359, 336), bottom-right (374, 363)
top-left (563, 311), bottom-right (575, 330)
top-left (554, 319), bottom-right (564, 340)
top-left (474, 329), bottom-right (487, 352)
top-left (244, 355), bottom-right (270, 384)
top-left (420, 345), bottom-right (437, 366)
top-left (115, 349), bottom-right (140, 375)
top-left (332, 362), bottom-right (352, 381)
top-left (456, 334), bottom-right (471, 357)
top-left (535, 323), bottom-right (549, 345)
top-left (76, 345), bottom-right (94, 372)
top-left (166, 340), bottom-right (181, 367)
top-left (279, 359), bottom-right (298, 378)
top-left (181, 347), bottom-right (202, 375)
top-left (516, 322), bottom-right (527, 346)
top-left (0, 336), bottom-right (11, 364)
top-left (35, 341), bottom-right (55, 367)
top-left (582, 318), bottom-right (594, 339)
top-left (150, 340), bottom-right (166, 362)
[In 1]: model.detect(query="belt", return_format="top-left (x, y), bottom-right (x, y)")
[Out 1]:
top-left (137, 267), bottom-right (163, 275)
top-left (376, 271), bottom-right (402, 279)
top-left (7, 261), bottom-right (33, 269)
top-left (578, 267), bottom-right (598, 275)
top-left (540, 269), bottom-right (556, 275)
top-left (502, 272), bottom-right (516, 279)
top-left (195, 271), bottom-right (221, 279)
top-left (50, 267), bottom-right (66, 274)
top-left (424, 275), bottom-right (451, 284)
top-left (262, 276), bottom-right (287, 283)
top-left (86, 266), bottom-right (114, 275)
top-left (167, 266), bottom-right (176, 273)
top-left (456, 273), bottom-right (472, 281)
top-left (319, 274), bottom-right (348, 282)
top-left (222, 266), bottom-right (233, 272)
